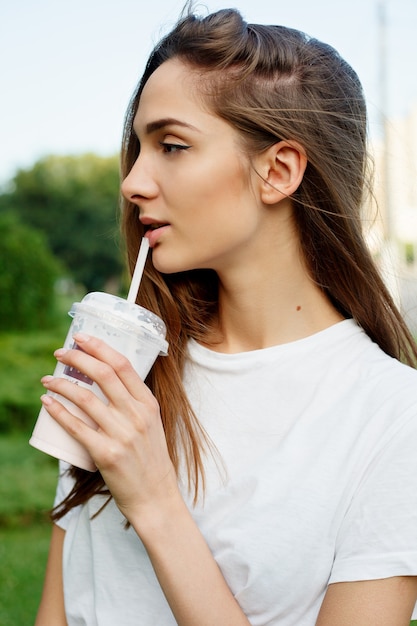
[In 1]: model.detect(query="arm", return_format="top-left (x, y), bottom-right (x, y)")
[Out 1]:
top-left (35, 523), bottom-right (67, 626)
top-left (130, 494), bottom-right (250, 625)
top-left (40, 334), bottom-right (250, 626)
top-left (316, 577), bottom-right (417, 626)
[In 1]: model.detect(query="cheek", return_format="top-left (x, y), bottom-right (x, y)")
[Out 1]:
top-left (168, 152), bottom-right (252, 228)
top-left (197, 162), bottom-right (250, 209)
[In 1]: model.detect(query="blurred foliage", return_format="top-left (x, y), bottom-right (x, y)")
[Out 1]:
top-left (0, 433), bottom-right (58, 527)
top-left (0, 293), bottom-right (78, 433)
top-left (0, 329), bottom-right (59, 433)
top-left (0, 212), bottom-right (62, 331)
top-left (0, 153), bottom-right (124, 292)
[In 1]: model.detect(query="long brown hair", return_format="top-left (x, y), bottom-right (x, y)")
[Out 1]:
top-left (52, 5), bottom-right (417, 521)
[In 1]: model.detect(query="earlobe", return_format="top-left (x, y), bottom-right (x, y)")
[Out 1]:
top-left (259, 140), bottom-right (307, 205)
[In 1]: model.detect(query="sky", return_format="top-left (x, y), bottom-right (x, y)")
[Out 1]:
top-left (1, 0), bottom-right (416, 186)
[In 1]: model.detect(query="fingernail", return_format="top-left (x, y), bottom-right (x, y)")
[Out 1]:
top-left (41, 375), bottom-right (54, 385)
top-left (73, 332), bottom-right (90, 343)
top-left (40, 394), bottom-right (53, 406)
top-left (54, 348), bottom-right (68, 359)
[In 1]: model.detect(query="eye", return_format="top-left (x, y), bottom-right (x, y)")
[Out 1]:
top-left (159, 142), bottom-right (191, 154)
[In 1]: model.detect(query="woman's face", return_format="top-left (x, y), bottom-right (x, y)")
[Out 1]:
top-left (121, 58), bottom-right (265, 276)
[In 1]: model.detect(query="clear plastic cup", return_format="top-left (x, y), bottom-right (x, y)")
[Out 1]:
top-left (29, 292), bottom-right (168, 471)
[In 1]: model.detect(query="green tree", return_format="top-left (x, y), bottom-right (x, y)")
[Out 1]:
top-left (0, 213), bottom-right (61, 331)
top-left (0, 153), bottom-right (124, 292)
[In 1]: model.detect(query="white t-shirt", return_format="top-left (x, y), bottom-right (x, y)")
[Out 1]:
top-left (55, 320), bottom-right (417, 625)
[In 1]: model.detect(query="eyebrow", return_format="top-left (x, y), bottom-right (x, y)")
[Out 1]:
top-left (143, 118), bottom-right (200, 136)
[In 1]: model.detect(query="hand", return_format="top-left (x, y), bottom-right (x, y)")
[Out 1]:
top-left (41, 333), bottom-right (179, 523)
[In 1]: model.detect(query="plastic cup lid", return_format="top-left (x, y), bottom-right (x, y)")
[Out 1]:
top-left (69, 292), bottom-right (168, 354)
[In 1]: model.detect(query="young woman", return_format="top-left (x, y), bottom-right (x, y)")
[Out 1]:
top-left (35, 5), bottom-right (417, 625)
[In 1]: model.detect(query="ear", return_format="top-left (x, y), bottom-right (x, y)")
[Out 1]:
top-left (256, 140), bottom-right (307, 205)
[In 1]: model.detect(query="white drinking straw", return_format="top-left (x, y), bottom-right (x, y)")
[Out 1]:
top-left (127, 237), bottom-right (150, 303)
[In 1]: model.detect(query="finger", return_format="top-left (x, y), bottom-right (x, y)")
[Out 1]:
top-left (54, 341), bottom-right (152, 407)
top-left (41, 375), bottom-right (115, 432)
top-left (53, 346), bottom-right (130, 407)
top-left (40, 393), bottom-right (102, 450)
top-left (42, 373), bottom-right (163, 456)
top-left (42, 378), bottom-right (134, 443)
top-left (40, 393), bottom-right (129, 469)
top-left (51, 345), bottom-right (161, 439)
top-left (73, 332), bottom-right (147, 393)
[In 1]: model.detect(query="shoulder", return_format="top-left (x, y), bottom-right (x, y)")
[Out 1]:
top-left (356, 336), bottom-right (417, 421)
top-left (328, 320), bottom-right (417, 414)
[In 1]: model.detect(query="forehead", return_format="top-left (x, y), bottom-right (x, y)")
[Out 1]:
top-left (134, 59), bottom-right (206, 127)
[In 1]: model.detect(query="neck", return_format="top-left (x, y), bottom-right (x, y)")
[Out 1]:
top-left (205, 225), bottom-right (343, 353)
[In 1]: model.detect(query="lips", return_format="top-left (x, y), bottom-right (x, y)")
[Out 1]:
top-left (147, 222), bottom-right (169, 231)
top-left (141, 220), bottom-right (170, 247)
top-left (140, 216), bottom-right (169, 230)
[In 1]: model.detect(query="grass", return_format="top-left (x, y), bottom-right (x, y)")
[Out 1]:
top-left (0, 433), bottom-right (59, 624)
top-left (0, 525), bottom-right (52, 625)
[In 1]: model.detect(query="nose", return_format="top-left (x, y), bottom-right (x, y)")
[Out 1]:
top-left (121, 154), bottom-right (158, 204)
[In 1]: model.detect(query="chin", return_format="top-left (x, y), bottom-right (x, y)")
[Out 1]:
top-left (151, 251), bottom-right (192, 275)
top-left (151, 246), bottom-right (215, 275)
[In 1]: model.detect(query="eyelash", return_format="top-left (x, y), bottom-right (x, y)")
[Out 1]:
top-left (159, 142), bottom-right (191, 154)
